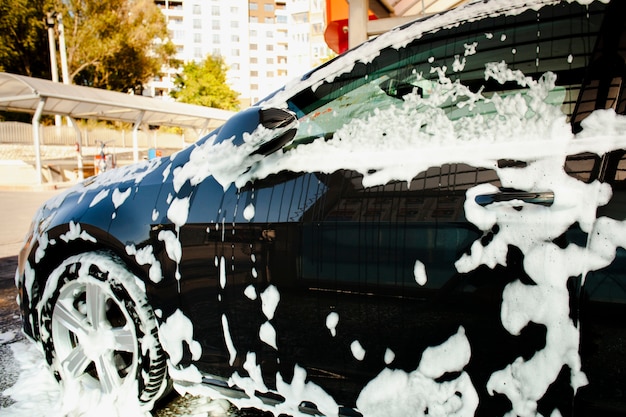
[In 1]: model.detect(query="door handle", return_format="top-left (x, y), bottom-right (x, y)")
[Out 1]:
top-left (475, 190), bottom-right (554, 206)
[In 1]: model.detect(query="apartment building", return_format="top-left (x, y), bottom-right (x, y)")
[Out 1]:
top-left (288, 0), bottom-right (328, 78)
top-left (148, 0), bottom-right (331, 107)
top-left (248, 0), bottom-right (288, 104)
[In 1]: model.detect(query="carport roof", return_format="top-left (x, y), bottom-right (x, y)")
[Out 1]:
top-left (0, 72), bottom-right (234, 130)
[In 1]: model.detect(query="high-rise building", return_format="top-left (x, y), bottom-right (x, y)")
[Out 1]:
top-left (288, 0), bottom-right (328, 79)
top-left (149, 0), bottom-right (249, 104)
top-left (248, 0), bottom-right (287, 104)
top-left (147, 0), bottom-right (331, 108)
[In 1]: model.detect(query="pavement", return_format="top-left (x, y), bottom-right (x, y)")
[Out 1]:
top-left (0, 190), bottom-right (62, 258)
top-left (0, 189), bottom-right (62, 408)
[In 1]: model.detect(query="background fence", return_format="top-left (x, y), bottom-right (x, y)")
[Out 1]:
top-left (0, 121), bottom-right (202, 149)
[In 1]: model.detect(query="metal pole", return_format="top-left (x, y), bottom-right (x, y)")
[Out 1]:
top-left (33, 98), bottom-right (46, 186)
top-left (57, 13), bottom-right (74, 129)
top-left (70, 117), bottom-right (84, 180)
top-left (45, 12), bottom-right (61, 127)
top-left (57, 14), bottom-right (70, 85)
top-left (348, 0), bottom-right (368, 49)
top-left (133, 112), bottom-right (145, 163)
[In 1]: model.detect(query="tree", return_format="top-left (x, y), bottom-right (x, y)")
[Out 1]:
top-left (171, 55), bottom-right (240, 111)
top-left (0, 0), bottom-right (173, 92)
top-left (61, 0), bottom-right (175, 92)
top-left (0, 0), bottom-right (55, 78)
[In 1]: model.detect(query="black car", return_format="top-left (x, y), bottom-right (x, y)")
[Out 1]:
top-left (16, 0), bottom-right (626, 416)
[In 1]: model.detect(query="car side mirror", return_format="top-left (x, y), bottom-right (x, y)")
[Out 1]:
top-left (212, 106), bottom-right (298, 156)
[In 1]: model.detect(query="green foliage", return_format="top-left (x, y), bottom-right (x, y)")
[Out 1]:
top-left (171, 55), bottom-right (241, 111)
top-left (0, 0), bottom-right (173, 93)
top-left (61, 0), bottom-right (174, 92)
top-left (0, 0), bottom-right (55, 78)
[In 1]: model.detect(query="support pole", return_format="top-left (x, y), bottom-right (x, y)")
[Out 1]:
top-left (199, 120), bottom-right (209, 139)
top-left (348, 0), bottom-right (368, 49)
top-left (57, 14), bottom-right (70, 85)
top-left (33, 98), bottom-right (46, 185)
top-left (133, 112), bottom-right (145, 163)
top-left (45, 12), bottom-right (61, 127)
top-left (57, 13), bottom-right (73, 128)
top-left (69, 117), bottom-right (84, 180)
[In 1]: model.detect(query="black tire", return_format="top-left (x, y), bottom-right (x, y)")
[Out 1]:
top-left (37, 251), bottom-right (169, 409)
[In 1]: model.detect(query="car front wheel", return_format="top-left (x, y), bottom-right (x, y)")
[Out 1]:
top-left (38, 251), bottom-right (169, 409)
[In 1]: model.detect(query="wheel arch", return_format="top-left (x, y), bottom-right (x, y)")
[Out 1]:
top-left (21, 221), bottom-right (177, 341)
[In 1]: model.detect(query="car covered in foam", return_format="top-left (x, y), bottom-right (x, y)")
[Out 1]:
top-left (16, 0), bottom-right (626, 416)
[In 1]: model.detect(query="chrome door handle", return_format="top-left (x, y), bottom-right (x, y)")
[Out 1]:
top-left (475, 190), bottom-right (554, 206)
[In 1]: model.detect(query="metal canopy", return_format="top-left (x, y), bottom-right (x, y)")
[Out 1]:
top-left (326, 0), bottom-right (469, 51)
top-left (0, 72), bottom-right (234, 184)
top-left (368, 0), bottom-right (469, 18)
top-left (0, 72), bottom-right (233, 130)
top-left (366, 0), bottom-right (469, 36)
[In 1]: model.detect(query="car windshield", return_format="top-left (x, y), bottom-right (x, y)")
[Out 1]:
top-left (284, 1), bottom-right (606, 148)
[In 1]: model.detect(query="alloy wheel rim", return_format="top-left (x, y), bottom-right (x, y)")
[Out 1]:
top-left (51, 278), bottom-right (139, 393)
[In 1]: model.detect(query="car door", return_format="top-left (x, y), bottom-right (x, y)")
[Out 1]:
top-left (251, 2), bottom-right (620, 414)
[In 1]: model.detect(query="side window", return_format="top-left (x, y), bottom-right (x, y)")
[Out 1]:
top-left (299, 164), bottom-right (500, 290)
top-left (286, 2), bottom-right (608, 154)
